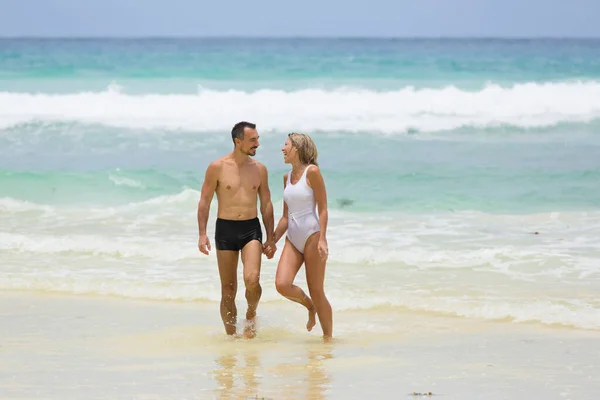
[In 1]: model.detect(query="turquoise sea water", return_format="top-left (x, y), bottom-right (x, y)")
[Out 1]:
top-left (1, 38), bottom-right (599, 332)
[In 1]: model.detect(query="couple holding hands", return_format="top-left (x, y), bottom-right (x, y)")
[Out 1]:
top-left (197, 121), bottom-right (333, 340)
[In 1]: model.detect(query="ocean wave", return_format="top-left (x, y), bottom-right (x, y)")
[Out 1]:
top-left (2, 188), bottom-right (599, 331)
top-left (1, 81), bottom-right (600, 133)
top-left (0, 169), bottom-right (195, 206)
top-left (1, 277), bottom-right (599, 331)
top-left (2, 190), bottom-right (599, 269)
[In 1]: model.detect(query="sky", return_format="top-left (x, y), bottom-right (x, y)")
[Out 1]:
top-left (0, 0), bottom-right (598, 38)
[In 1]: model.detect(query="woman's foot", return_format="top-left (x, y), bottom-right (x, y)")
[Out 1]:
top-left (306, 306), bottom-right (316, 331)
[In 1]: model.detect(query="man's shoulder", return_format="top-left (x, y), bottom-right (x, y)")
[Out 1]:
top-left (204, 157), bottom-right (227, 179)
top-left (251, 159), bottom-right (268, 173)
top-left (207, 156), bottom-right (230, 169)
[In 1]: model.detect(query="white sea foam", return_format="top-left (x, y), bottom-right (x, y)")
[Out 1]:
top-left (1, 81), bottom-right (600, 133)
top-left (2, 190), bottom-right (599, 330)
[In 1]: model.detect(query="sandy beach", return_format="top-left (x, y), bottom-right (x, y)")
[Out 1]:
top-left (1, 290), bottom-right (598, 400)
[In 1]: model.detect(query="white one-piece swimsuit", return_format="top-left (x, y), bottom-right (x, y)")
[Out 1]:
top-left (284, 166), bottom-right (320, 254)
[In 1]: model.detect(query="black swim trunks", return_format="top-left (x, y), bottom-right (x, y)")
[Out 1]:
top-left (214, 217), bottom-right (263, 251)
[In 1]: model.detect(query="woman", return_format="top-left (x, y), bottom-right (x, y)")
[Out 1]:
top-left (270, 132), bottom-right (333, 340)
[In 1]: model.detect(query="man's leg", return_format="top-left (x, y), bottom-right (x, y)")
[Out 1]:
top-left (240, 240), bottom-right (263, 338)
top-left (216, 249), bottom-right (239, 335)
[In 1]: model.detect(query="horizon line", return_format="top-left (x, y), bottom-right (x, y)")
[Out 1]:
top-left (1, 34), bottom-right (600, 40)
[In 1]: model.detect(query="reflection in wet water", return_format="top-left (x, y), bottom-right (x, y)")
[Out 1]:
top-left (213, 346), bottom-right (333, 400)
top-left (211, 344), bottom-right (333, 400)
top-left (213, 349), bottom-right (261, 400)
top-left (306, 347), bottom-right (333, 400)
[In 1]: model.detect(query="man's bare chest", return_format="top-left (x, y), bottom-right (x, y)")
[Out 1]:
top-left (217, 167), bottom-right (260, 195)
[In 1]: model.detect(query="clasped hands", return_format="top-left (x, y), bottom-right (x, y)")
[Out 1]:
top-left (262, 238), bottom-right (277, 259)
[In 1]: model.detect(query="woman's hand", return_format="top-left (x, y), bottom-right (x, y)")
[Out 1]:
top-left (263, 239), bottom-right (277, 259)
top-left (318, 237), bottom-right (328, 261)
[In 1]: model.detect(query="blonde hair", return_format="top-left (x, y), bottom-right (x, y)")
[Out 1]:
top-left (288, 132), bottom-right (319, 166)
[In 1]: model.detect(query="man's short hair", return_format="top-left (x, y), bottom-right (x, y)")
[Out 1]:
top-left (231, 121), bottom-right (256, 143)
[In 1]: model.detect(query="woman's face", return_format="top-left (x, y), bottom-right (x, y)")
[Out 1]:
top-left (282, 138), bottom-right (296, 164)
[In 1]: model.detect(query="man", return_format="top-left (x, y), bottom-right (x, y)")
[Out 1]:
top-left (197, 121), bottom-right (276, 338)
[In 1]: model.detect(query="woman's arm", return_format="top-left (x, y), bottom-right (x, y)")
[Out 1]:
top-left (273, 173), bottom-right (289, 244)
top-left (307, 165), bottom-right (328, 243)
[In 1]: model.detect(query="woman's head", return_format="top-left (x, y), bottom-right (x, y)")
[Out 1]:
top-left (282, 132), bottom-right (319, 166)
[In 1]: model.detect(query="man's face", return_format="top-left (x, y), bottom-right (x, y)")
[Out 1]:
top-left (236, 127), bottom-right (260, 156)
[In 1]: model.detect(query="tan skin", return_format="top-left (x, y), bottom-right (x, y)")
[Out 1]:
top-left (197, 127), bottom-right (276, 338)
top-left (269, 137), bottom-right (333, 340)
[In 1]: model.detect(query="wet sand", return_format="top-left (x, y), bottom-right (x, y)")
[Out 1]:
top-left (0, 291), bottom-right (598, 400)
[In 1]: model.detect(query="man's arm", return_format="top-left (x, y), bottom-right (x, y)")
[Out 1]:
top-left (197, 161), bottom-right (219, 254)
top-left (258, 164), bottom-right (275, 243)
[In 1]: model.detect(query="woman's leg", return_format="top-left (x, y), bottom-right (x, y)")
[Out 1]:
top-left (275, 238), bottom-right (317, 331)
top-left (304, 232), bottom-right (333, 339)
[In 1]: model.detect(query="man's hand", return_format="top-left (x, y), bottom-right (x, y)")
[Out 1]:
top-left (198, 234), bottom-right (211, 255)
top-left (263, 239), bottom-right (277, 259)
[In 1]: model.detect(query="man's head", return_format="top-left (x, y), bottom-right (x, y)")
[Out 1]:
top-left (231, 121), bottom-right (259, 156)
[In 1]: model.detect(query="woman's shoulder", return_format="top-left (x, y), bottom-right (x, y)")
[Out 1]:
top-left (306, 164), bottom-right (321, 176)
top-left (305, 164), bottom-right (323, 189)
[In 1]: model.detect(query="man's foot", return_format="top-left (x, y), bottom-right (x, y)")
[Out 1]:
top-left (243, 319), bottom-right (256, 339)
top-left (306, 307), bottom-right (316, 332)
top-left (224, 322), bottom-right (237, 336)
top-left (244, 310), bottom-right (257, 339)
